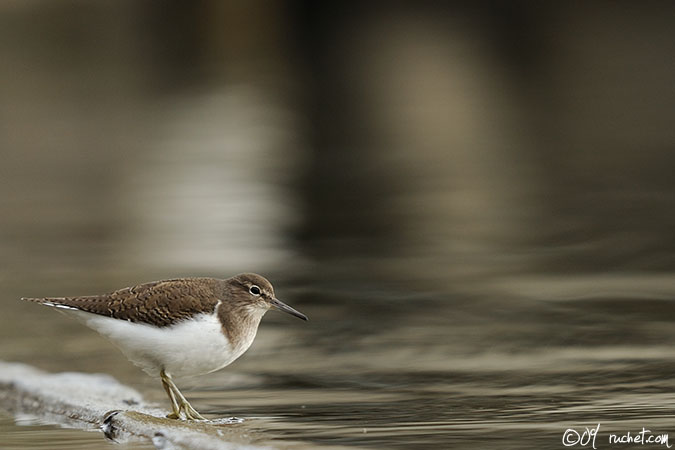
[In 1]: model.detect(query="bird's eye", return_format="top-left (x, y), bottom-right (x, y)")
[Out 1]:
top-left (249, 285), bottom-right (261, 296)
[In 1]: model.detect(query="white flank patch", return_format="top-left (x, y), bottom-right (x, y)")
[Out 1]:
top-left (70, 310), bottom-right (242, 378)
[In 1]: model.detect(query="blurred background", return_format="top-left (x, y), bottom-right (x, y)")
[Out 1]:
top-left (2, 1), bottom-right (675, 449)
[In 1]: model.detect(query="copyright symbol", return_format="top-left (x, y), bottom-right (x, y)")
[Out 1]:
top-left (563, 428), bottom-right (580, 446)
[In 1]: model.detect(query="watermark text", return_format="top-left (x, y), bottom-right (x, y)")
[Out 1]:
top-left (563, 424), bottom-right (672, 448)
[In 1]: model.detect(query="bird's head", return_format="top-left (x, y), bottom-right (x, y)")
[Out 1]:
top-left (228, 273), bottom-right (308, 321)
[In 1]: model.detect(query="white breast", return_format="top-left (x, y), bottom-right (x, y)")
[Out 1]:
top-left (72, 309), bottom-right (251, 378)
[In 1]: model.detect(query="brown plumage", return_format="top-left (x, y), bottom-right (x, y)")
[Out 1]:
top-left (22, 273), bottom-right (307, 420)
top-left (22, 273), bottom-right (277, 328)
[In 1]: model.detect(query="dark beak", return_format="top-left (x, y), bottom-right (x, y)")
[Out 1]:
top-left (270, 298), bottom-right (308, 321)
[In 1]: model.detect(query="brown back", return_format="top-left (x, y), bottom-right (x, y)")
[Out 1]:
top-left (23, 278), bottom-right (224, 327)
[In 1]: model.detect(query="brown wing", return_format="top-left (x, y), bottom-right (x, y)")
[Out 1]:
top-left (22, 277), bottom-right (222, 327)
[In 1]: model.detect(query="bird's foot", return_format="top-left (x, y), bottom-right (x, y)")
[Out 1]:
top-left (181, 400), bottom-right (206, 420)
top-left (165, 400), bottom-right (206, 420)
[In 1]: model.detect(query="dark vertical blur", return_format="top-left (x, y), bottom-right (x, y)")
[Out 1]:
top-left (292, 1), bottom-right (675, 290)
top-left (1, 0), bottom-right (674, 296)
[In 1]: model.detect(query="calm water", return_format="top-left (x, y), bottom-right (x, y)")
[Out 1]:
top-left (3, 273), bottom-right (675, 449)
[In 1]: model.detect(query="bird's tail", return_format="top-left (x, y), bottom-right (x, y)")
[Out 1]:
top-left (21, 297), bottom-right (80, 311)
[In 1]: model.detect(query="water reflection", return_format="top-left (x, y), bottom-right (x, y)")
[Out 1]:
top-left (2, 1), bottom-right (675, 449)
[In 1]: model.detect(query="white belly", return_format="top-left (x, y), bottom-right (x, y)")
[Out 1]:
top-left (72, 310), bottom-right (249, 378)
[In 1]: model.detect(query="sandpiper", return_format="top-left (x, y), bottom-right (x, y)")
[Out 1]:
top-left (22, 273), bottom-right (307, 420)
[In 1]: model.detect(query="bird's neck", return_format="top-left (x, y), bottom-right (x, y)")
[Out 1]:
top-left (217, 304), bottom-right (264, 352)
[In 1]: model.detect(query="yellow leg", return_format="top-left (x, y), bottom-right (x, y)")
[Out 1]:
top-left (160, 369), bottom-right (206, 420)
top-left (160, 370), bottom-right (181, 419)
